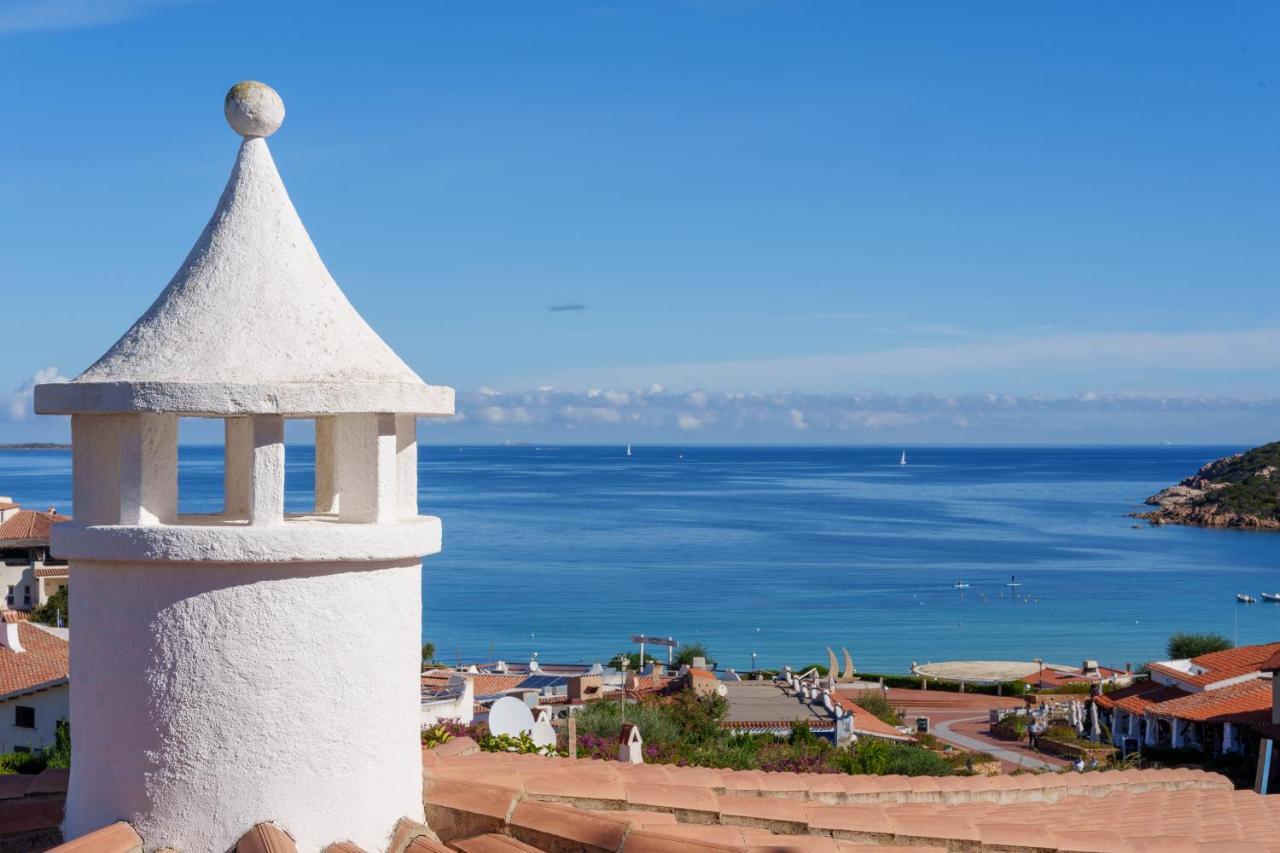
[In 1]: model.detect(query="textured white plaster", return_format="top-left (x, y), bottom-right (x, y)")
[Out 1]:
top-left (118, 414), bottom-right (177, 526)
top-left (36, 380), bottom-right (453, 417)
top-left (32, 135), bottom-right (453, 416)
top-left (63, 558), bottom-right (425, 852)
top-left (224, 418), bottom-right (252, 519)
top-left (334, 414), bottom-right (378, 523)
top-left (374, 414), bottom-right (398, 524)
top-left (250, 415), bottom-right (285, 526)
top-left (314, 417), bottom-right (337, 514)
top-left (72, 415), bottom-right (120, 525)
top-left (395, 415), bottom-right (418, 519)
top-left (50, 516), bottom-right (441, 564)
top-left (224, 81), bottom-right (285, 138)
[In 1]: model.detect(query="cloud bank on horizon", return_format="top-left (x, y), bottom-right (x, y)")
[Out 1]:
top-left (4, 370), bottom-right (1275, 445)
top-left (436, 386), bottom-right (1280, 444)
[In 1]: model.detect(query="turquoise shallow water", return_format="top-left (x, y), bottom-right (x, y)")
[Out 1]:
top-left (2, 444), bottom-right (1277, 673)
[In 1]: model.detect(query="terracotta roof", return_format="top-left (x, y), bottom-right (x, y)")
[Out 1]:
top-left (1264, 650), bottom-right (1280, 673)
top-left (422, 744), bottom-right (1264, 851)
top-left (829, 692), bottom-right (914, 742)
top-left (0, 624), bottom-right (68, 698)
top-left (1143, 678), bottom-right (1273, 723)
top-left (686, 668), bottom-right (717, 680)
top-left (468, 674), bottom-right (529, 698)
top-left (32, 567), bottom-right (68, 579)
top-left (0, 503), bottom-right (18, 513)
top-left (0, 510), bottom-right (68, 544)
top-left (1149, 641), bottom-right (1280, 688)
top-left (1095, 680), bottom-right (1190, 714)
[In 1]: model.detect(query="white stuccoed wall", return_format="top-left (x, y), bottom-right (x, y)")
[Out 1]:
top-left (64, 558), bottom-right (424, 852)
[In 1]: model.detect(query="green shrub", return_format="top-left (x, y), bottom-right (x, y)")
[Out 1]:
top-left (1167, 633), bottom-right (1232, 660)
top-left (852, 691), bottom-right (901, 726)
top-left (29, 587), bottom-right (67, 628)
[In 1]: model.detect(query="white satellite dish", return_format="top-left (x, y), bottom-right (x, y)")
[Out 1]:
top-left (530, 719), bottom-right (557, 750)
top-left (488, 696), bottom-right (536, 738)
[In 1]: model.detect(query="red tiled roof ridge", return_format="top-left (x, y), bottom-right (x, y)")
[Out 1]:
top-left (1142, 677), bottom-right (1273, 723)
top-left (0, 509), bottom-right (69, 543)
top-left (1149, 641), bottom-right (1280, 687)
top-left (0, 623), bottom-right (69, 698)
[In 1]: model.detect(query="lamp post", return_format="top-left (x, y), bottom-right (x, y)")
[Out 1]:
top-left (751, 651), bottom-right (758, 676)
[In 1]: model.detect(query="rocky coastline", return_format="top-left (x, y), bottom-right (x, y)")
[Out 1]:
top-left (1135, 442), bottom-right (1280, 530)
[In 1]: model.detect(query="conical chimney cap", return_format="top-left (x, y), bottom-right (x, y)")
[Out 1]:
top-left (37, 82), bottom-right (452, 417)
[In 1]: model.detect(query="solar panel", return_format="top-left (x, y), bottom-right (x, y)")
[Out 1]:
top-left (516, 675), bottom-right (565, 690)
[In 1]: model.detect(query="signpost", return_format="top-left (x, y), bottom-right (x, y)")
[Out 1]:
top-left (630, 635), bottom-right (678, 666)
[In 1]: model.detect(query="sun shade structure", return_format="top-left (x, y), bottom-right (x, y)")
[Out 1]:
top-left (35, 81), bottom-right (453, 852)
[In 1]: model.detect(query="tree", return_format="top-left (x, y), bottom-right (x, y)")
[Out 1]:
top-left (1167, 632), bottom-right (1232, 660)
top-left (421, 642), bottom-right (436, 669)
top-left (612, 651), bottom-right (660, 670)
top-left (29, 587), bottom-right (68, 628)
top-left (674, 642), bottom-right (714, 668)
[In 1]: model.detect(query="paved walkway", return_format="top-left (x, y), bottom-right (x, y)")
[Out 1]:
top-left (933, 715), bottom-right (1059, 771)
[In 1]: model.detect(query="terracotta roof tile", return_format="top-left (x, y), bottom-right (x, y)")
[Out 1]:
top-left (1143, 678), bottom-right (1272, 722)
top-left (0, 623), bottom-right (68, 698)
top-left (48, 822), bottom-right (142, 853)
top-left (0, 510), bottom-right (68, 544)
top-left (32, 567), bottom-right (68, 578)
top-left (1095, 681), bottom-right (1189, 714)
top-left (468, 674), bottom-right (530, 698)
top-left (450, 834), bottom-right (543, 853)
top-left (1149, 642), bottom-right (1280, 688)
top-left (509, 800), bottom-right (629, 850)
top-left (235, 823), bottom-right (296, 853)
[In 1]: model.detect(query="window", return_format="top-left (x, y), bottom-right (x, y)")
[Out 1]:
top-left (14, 706), bottom-right (34, 729)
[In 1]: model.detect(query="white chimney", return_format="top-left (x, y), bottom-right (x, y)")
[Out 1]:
top-left (0, 620), bottom-right (25, 654)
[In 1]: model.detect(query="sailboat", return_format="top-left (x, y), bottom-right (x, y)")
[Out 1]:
top-left (899, 450), bottom-right (907, 466)
top-left (1006, 574), bottom-right (1021, 588)
top-left (626, 443), bottom-right (632, 457)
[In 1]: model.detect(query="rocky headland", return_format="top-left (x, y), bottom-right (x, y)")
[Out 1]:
top-left (1136, 441), bottom-right (1280, 529)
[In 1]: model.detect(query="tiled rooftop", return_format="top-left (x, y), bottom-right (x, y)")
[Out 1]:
top-left (1142, 678), bottom-right (1273, 723)
top-left (1148, 642), bottom-right (1280, 688)
top-left (0, 622), bottom-right (68, 698)
top-left (1094, 680), bottom-right (1190, 715)
top-left (827, 693), bottom-right (913, 742)
top-left (422, 740), bottom-right (1266, 851)
top-left (0, 509), bottom-right (68, 544)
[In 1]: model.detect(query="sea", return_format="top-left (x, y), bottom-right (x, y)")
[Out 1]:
top-left (1, 444), bottom-right (1277, 674)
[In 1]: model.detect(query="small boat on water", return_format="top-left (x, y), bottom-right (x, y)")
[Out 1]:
top-left (626, 443), bottom-right (632, 457)
top-left (953, 581), bottom-right (970, 589)
top-left (1262, 593), bottom-right (1280, 602)
top-left (1237, 594), bottom-right (1257, 604)
top-left (1006, 574), bottom-right (1021, 588)
top-left (899, 450), bottom-right (907, 466)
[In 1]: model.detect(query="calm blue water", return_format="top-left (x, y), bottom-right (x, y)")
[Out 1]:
top-left (2, 445), bottom-right (1277, 673)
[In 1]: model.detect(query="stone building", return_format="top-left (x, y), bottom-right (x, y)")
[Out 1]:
top-left (34, 82), bottom-right (452, 851)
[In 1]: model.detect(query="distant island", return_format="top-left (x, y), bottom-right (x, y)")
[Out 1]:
top-left (1137, 442), bottom-right (1280, 529)
top-left (0, 443), bottom-right (70, 451)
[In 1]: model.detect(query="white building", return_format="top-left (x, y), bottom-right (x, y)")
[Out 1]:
top-left (0, 613), bottom-right (69, 754)
top-left (0, 504), bottom-right (70, 613)
top-left (34, 81), bottom-right (453, 852)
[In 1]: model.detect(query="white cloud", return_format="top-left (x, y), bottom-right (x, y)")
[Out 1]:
top-left (677, 413), bottom-right (706, 431)
top-left (2, 368), bottom-right (67, 421)
top-left (447, 385), bottom-right (1280, 443)
top-left (0, 0), bottom-right (193, 34)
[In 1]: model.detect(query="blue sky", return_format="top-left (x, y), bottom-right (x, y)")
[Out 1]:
top-left (2, 1), bottom-right (1279, 443)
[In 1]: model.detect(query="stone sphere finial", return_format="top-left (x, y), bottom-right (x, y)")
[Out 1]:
top-left (224, 81), bottom-right (285, 138)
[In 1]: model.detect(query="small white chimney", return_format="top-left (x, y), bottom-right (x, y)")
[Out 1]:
top-left (0, 618), bottom-right (25, 654)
